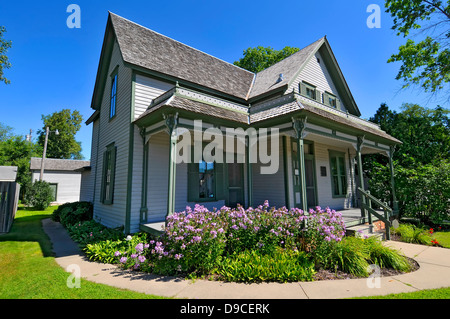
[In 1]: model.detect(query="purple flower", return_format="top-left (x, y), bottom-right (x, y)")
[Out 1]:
top-left (135, 243), bottom-right (144, 253)
top-left (120, 257), bottom-right (128, 263)
top-left (114, 251), bottom-right (121, 257)
top-left (138, 255), bottom-right (146, 263)
top-left (174, 254), bottom-right (183, 260)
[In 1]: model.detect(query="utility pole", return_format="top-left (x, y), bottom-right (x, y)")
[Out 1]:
top-left (39, 127), bottom-right (59, 181)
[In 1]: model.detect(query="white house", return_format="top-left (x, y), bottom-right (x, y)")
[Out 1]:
top-left (83, 12), bottom-right (401, 235)
top-left (30, 157), bottom-right (90, 204)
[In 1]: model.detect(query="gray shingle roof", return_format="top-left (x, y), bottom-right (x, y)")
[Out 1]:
top-left (110, 13), bottom-right (255, 100)
top-left (0, 166), bottom-right (18, 182)
top-left (30, 158), bottom-right (90, 171)
top-left (136, 94), bottom-right (249, 125)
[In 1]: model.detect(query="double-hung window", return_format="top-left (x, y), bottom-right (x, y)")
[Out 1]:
top-left (329, 151), bottom-right (347, 197)
top-left (300, 81), bottom-right (321, 103)
top-left (324, 91), bottom-right (341, 109)
top-left (198, 161), bottom-right (215, 199)
top-left (188, 146), bottom-right (225, 202)
top-left (101, 143), bottom-right (116, 204)
top-left (110, 69), bottom-right (118, 119)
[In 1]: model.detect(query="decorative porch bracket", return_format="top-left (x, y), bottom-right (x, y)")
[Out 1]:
top-left (163, 112), bottom-right (179, 223)
top-left (292, 116), bottom-right (308, 214)
top-left (356, 135), bottom-right (367, 221)
top-left (389, 145), bottom-right (399, 217)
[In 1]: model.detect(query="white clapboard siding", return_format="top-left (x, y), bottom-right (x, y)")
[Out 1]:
top-left (289, 51), bottom-right (347, 112)
top-left (80, 170), bottom-right (93, 202)
top-left (80, 119), bottom-right (99, 203)
top-left (32, 171), bottom-right (82, 204)
top-left (252, 135), bottom-right (286, 208)
top-left (313, 142), bottom-right (353, 210)
top-left (134, 75), bottom-right (174, 120)
top-left (92, 39), bottom-right (132, 230)
top-left (145, 131), bottom-right (225, 224)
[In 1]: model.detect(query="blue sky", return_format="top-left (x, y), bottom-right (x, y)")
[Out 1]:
top-left (0, 0), bottom-right (446, 160)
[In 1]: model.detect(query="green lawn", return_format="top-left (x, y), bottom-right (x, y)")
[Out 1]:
top-left (357, 287), bottom-right (450, 299)
top-left (0, 206), bottom-right (166, 299)
top-left (432, 231), bottom-right (450, 248)
top-left (2, 206), bottom-right (450, 299)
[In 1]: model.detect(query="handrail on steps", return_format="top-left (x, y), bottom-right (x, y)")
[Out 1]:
top-left (357, 187), bottom-right (392, 240)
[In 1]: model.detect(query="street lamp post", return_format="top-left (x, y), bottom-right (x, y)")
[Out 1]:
top-left (39, 127), bottom-right (59, 181)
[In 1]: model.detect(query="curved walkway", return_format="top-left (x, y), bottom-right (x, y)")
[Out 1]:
top-left (42, 218), bottom-right (450, 299)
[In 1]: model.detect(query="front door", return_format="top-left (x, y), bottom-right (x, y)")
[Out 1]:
top-left (291, 139), bottom-right (317, 209)
top-left (227, 162), bottom-right (244, 208)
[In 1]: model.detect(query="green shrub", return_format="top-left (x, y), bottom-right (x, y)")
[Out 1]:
top-left (22, 180), bottom-right (53, 210)
top-left (216, 248), bottom-right (315, 283)
top-left (66, 220), bottom-right (123, 247)
top-left (84, 232), bottom-right (149, 264)
top-left (52, 201), bottom-right (93, 227)
top-left (369, 159), bottom-right (450, 225)
top-left (392, 223), bottom-right (431, 245)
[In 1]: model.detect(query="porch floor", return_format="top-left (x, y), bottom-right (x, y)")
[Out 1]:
top-left (139, 208), bottom-right (374, 235)
top-left (338, 208), bottom-right (365, 227)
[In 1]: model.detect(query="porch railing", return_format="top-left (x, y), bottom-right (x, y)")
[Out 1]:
top-left (358, 187), bottom-right (392, 240)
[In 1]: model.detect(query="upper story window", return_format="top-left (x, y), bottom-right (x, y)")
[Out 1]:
top-left (305, 85), bottom-right (316, 100)
top-left (324, 91), bottom-right (340, 109)
top-left (328, 94), bottom-right (337, 108)
top-left (110, 69), bottom-right (118, 119)
top-left (300, 81), bottom-right (321, 103)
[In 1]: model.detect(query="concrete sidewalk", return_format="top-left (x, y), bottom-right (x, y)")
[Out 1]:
top-left (42, 218), bottom-right (450, 299)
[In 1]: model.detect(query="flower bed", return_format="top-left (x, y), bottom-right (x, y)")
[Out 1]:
top-left (108, 201), bottom-right (412, 282)
top-left (55, 201), bottom-right (414, 282)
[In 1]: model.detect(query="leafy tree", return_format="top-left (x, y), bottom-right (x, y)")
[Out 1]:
top-left (385, 0), bottom-right (450, 99)
top-left (369, 103), bottom-right (450, 166)
top-left (0, 26), bottom-right (12, 85)
top-left (0, 122), bottom-right (13, 141)
top-left (0, 123), bottom-right (40, 187)
top-left (367, 102), bottom-right (450, 223)
top-left (37, 109), bottom-right (83, 159)
top-left (233, 46), bottom-right (300, 73)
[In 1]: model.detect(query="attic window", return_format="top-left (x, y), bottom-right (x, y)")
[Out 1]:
top-left (328, 94), bottom-right (337, 108)
top-left (299, 81), bottom-right (320, 102)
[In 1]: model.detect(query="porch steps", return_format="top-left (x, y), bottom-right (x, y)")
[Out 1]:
top-left (345, 224), bottom-right (386, 240)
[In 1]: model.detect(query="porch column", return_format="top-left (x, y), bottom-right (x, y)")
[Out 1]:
top-left (164, 113), bottom-right (178, 219)
top-left (389, 145), bottom-right (399, 217)
top-left (356, 136), bottom-right (366, 219)
top-left (292, 116), bottom-right (308, 213)
top-left (139, 128), bottom-right (149, 223)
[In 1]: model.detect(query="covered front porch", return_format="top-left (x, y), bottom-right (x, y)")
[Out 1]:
top-left (133, 87), bottom-right (400, 237)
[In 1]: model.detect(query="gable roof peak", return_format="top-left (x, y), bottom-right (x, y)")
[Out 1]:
top-left (248, 37), bottom-right (325, 99)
